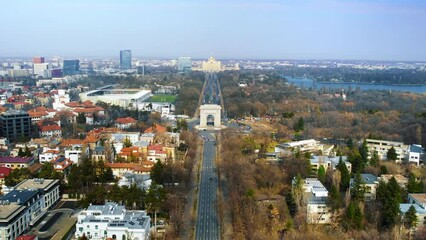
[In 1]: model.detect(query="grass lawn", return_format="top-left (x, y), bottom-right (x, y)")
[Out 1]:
top-left (149, 94), bottom-right (177, 103)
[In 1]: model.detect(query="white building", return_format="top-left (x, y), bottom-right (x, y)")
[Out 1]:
top-left (75, 202), bottom-right (150, 240)
top-left (350, 174), bottom-right (379, 201)
top-left (39, 148), bottom-right (60, 163)
top-left (310, 155), bottom-right (352, 173)
top-left (33, 63), bottom-right (51, 78)
top-left (366, 139), bottom-right (409, 163)
top-left (0, 178), bottom-right (60, 240)
top-left (275, 139), bottom-right (323, 156)
top-left (400, 194), bottom-right (426, 233)
top-left (65, 144), bottom-right (87, 164)
top-left (52, 89), bottom-right (71, 111)
top-left (79, 86), bottom-right (151, 110)
top-left (408, 144), bottom-right (424, 166)
top-left (0, 202), bottom-right (28, 240)
top-left (295, 178), bottom-right (331, 224)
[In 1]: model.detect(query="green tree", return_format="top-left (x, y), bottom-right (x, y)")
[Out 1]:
top-left (38, 162), bottom-right (63, 179)
top-left (123, 137), bottom-right (132, 148)
top-left (346, 138), bottom-right (354, 149)
top-left (386, 147), bottom-right (398, 161)
top-left (370, 151), bottom-right (380, 166)
top-left (348, 148), bottom-right (365, 174)
top-left (17, 147), bottom-right (25, 157)
top-left (377, 177), bottom-right (402, 229)
top-left (329, 185), bottom-right (342, 211)
top-left (404, 205), bottom-right (418, 229)
top-left (359, 140), bottom-right (369, 165)
top-left (76, 113), bottom-right (86, 124)
top-left (351, 172), bottom-right (365, 202)
top-left (241, 136), bottom-right (259, 155)
top-left (150, 161), bottom-right (165, 184)
top-left (343, 201), bottom-right (363, 230)
top-left (146, 184), bottom-right (166, 232)
top-left (317, 165), bottom-right (326, 183)
top-left (336, 158), bottom-right (350, 191)
top-left (406, 173), bottom-right (423, 193)
top-left (293, 117), bottom-right (304, 132)
top-left (24, 145), bottom-right (32, 157)
top-left (5, 168), bottom-right (32, 186)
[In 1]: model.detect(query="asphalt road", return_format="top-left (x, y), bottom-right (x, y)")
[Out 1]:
top-left (195, 131), bottom-right (220, 240)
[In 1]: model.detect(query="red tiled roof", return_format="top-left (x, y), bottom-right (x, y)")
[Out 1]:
top-left (148, 145), bottom-right (163, 151)
top-left (115, 117), bottom-right (137, 124)
top-left (61, 139), bottom-right (84, 146)
top-left (121, 147), bottom-right (139, 152)
top-left (40, 125), bottom-right (61, 132)
top-left (0, 156), bottom-right (34, 163)
top-left (144, 123), bottom-right (167, 134)
top-left (17, 236), bottom-right (37, 240)
top-left (28, 163), bottom-right (42, 173)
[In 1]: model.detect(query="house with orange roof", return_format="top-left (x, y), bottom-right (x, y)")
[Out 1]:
top-left (115, 117), bottom-right (137, 129)
top-left (51, 156), bottom-right (73, 178)
top-left (118, 146), bottom-right (144, 162)
top-left (143, 123), bottom-right (167, 134)
top-left (105, 162), bottom-right (152, 177)
top-left (39, 124), bottom-right (62, 138)
top-left (147, 144), bottom-right (168, 163)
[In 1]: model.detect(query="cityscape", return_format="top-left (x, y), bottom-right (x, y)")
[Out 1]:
top-left (1, 1), bottom-right (426, 240)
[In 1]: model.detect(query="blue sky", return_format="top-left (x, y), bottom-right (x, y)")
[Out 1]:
top-left (1, 0), bottom-right (425, 61)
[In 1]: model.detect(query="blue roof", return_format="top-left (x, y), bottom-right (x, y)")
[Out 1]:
top-left (400, 204), bottom-right (426, 214)
top-left (0, 189), bottom-right (38, 204)
top-left (410, 144), bottom-right (424, 154)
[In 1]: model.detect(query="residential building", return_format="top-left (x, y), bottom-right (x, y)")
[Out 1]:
top-left (63, 60), bottom-right (80, 75)
top-left (65, 144), bottom-right (87, 164)
top-left (378, 174), bottom-right (408, 189)
top-left (350, 174), bottom-right (379, 201)
top-left (14, 178), bottom-right (60, 211)
top-left (51, 156), bottom-right (73, 178)
top-left (0, 178), bottom-right (60, 239)
top-left (408, 144), bottom-right (424, 166)
top-left (0, 156), bottom-right (35, 170)
top-left (400, 194), bottom-right (426, 233)
top-left (0, 110), bottom-right (32, 142)
top-left (0, 202), bottom-right (27, 240)
top-left (39, 148), bottom-right (60, 163)
top-left (75, 202), bottom-right (150, 240)
top-left (39, 124), bottom-right (62, 138)
top-left (106, 162), bottom-right (152, 177)
top-left (294, 178), bottom-right (331, 224)
top-left (366, 139), bottom-right (409, 163)
top-left (120, 50), bottom-right (132, 70)
top-left (310, 155), bottom-right (352, 173)
top-left (115, 117), bottom-right (137, 130)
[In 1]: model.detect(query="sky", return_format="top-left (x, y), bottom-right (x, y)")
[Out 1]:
top-left (0, 0), bottom-right (425, 61)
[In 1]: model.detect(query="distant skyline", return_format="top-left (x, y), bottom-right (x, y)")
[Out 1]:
top-left (1, 0), bottom-right (425, 61)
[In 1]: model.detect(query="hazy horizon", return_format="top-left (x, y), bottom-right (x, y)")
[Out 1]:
top-left (1, 0), bottom-right (425, 61)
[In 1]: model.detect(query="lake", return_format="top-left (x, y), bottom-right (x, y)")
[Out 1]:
top-left (284, 76), bottom-right (426, 94)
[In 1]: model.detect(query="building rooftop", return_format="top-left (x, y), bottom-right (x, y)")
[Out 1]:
top-left (80, 202), bottom-right (150, 230)
top-left (400, 203), bottom-right (426, 215)
top-left (1, 109), bottom-right (28, 116)
top-left (0, 156), bottom-right (34, 163)
top-left (359, 174), bottom-right (378, 185)
top-left (15, 178), bottom-right (59, 192)
top-left (409, 144), bottom-right (424, 154)
top-left (0, 203), bottom-right (26, 222)
top-left (0, 189), bottom-right (39, 204)
top-left (410, 193), bottom-right (426, 204)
